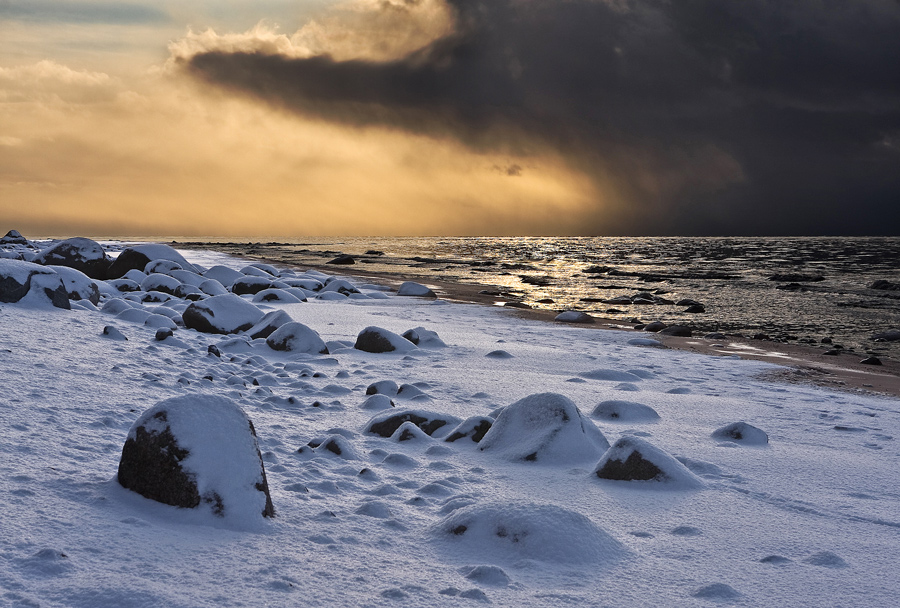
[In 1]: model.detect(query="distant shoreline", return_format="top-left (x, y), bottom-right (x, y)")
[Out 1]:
top-left (174, 240), bottom-right (900, 398)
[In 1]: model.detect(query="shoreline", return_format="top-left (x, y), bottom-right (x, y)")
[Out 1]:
top-left (174, 241), bottom-right (900, 398)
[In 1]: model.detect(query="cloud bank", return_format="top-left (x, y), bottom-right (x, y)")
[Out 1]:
top-left (177, 0), bottom-right (900, 235)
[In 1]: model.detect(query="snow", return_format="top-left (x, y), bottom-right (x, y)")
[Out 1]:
top-left (1, 243), bottom-right (899, 607)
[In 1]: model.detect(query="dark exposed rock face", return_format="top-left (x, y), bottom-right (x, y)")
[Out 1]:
top-left (365, 410), bottom-right (459, 438)
top-left (33, 238), bottom-right (110, 280)
top-left (326, 254), bottom-right (355, 265)
top-left (118, 411), bottom-right (201, 509)
top-left (231, 276), bottom-right (273, 295)
top-left (596, 451), bottom-right (664, 481)
top-left (870, 280), bottom-right (900, 291)
top-left (659, 325), bottom-right (692, 337)
top-left (354, 326), bottom-right (417, 353)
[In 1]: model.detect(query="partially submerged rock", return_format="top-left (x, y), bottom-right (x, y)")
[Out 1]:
top-left (117, 395), bottom-right (274, 519)
top-left (554, 310), bottom-right (594, 324)
top-left (478, 393), bottom-right (609, 464)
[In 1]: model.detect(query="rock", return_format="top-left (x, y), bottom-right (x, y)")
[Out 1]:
top-left (594, 436), bottom-right (702, 487)
top-left (355, 326), bottom-right (418, 353)
top-left (643, 321), bottom-right (667, 332)
top-left (401, 327), bottom-right (446, 347)
top-left (391, 421), bottom-right (432, 442)
top-left (326, 254), bottom-right (355, 265)
top-left (140, 273), bottom-right (182, 296)
top-left (0, 259), bottom-right (70, 309)
top-left (869, 279), bottom-right (900, 291)
top-left (478, 393), bottom-right (609, 464)
top-left (299, 435), bottom-right (359, 459)
top-left (246, 310), bottom-right (294, 339)
top-left (108, 278), bottom-right (141, 293)
top-left (659, 325), bottom-right (692, 337)
top-left (365, 409), bottom-right (461, 438)
top-left (117, 395), bottom-right (274, 519)
top-left (776, 282), bottom-right (807, 292)
top-left (252, 289), bottom-right (305, 303)
top-left (107, 244), bottom-right (196, 279)
top-left (591, 400), bottom-right (660, 422)
top-left (486, 349), bottom-right (514, 358)
top-left (397, 281), bottom-right (436, 298)
top-left (872, 329), bottom-right (900, 342)
top-left (198, 279), bottom-right (229, 297)
top-left (102, 326), bottom-right (127, 340)
top-left (320, 279), bottom-right (360, 295)
top-left (704, 332), bottom-right (727, 340)
top-left (683, 304), bottom-right (705, 313)
top-left (265, 322), bottom-right (329, 354)
top-left (155, 328), bottom-right (174, 341)
top-left (145, 260), bottom-right (183, 274)
top-left (47, 266), bottom-right (100, 304)
top-left (554, 310), bottom-right (595, 324)
top-left (444, 416), bottom-right (493, 443)
top-left (1, 230), bottom-right (29, 245)
top-left (366, 380), bottom-right (400, 396)
top-left (860, 356), bottom-right (882, 366)
top-left (675, 298), bottom-right (703, 307)
top-left (231, 276), bottom-right (273, 295)
top-left (33, 237), bottom-right (110, 280)
top-left (711, 422), bottom-right (769, 445)
top-left (823, 349), bottom-right (841, 356)
top-left (182, 294), bottom-right (264, 334)
top-left (202, 265), bottom-right (245, 289)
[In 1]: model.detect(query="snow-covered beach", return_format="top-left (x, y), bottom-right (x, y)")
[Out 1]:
top-left (2, 238), bottom-right (899, 607)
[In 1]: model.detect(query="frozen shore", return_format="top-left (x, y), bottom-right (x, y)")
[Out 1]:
top-left (2, 240), bottom-right (899, 607)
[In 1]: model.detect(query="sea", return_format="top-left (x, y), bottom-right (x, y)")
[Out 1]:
top-left (171, 236), bottom-right (900, 359)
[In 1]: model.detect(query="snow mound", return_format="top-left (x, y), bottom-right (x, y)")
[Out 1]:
top-left (591, 400), bottom-right (660, 422)
top-left (594, 437), bottom-right (703, 488)
top-left (183, 294), bottom-right (264, 334)
top-left (580, 369), bottom-right (644, 382)
top-left (266, 322), bottom-right (328, 354)
top-left (354, 326), bottom-right (418, 353)
top-left (478, 393), bottom-right (609, 464)
top-left (691, 583), bottom-right (741, 600)
top-left (711, 422), bottom-right (769, 445)
top-left (433, 501), bottom-right (626, 565)
top-left (118, 395), bottom-right (274, 521)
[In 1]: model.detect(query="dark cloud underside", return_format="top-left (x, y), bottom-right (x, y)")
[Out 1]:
top-left (184, 0), bottom-right (900, 235)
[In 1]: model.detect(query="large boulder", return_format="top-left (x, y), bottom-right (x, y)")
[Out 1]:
top-left (33, 237), bottom-right (110, 280)
top-left (203, 265), bottom-right (245, 289)
top-left (182, 294), bottom-right (264, 334)
top-left (140, 273), bottom-right (183, 296)
top-left (265, 322), bottom-right (329, 354)
top-left (0, 230), bottom-right (29, 245)
top-left (355, 326), bottom-right (418, 353)
top-left (107, 244), bottom-right (196, 279)
top-left (117, 395), bottom-right (274, 519)
top-left (245, 310), bottom-right (293, 339)
top-left (0, 259), bottom-right (70, 309)
top-left (594, 436), bottom-right (702, 488)
top-left (47, 265), bottom-right (100, 305)
top-left (478, 393), bottom-right (609, 464)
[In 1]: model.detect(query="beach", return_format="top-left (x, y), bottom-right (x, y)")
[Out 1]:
top-left (2, 238), bottom-right (899, 607)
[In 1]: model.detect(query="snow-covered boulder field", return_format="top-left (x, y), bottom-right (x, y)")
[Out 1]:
top-left (2, 236), bottom-right (899, 607)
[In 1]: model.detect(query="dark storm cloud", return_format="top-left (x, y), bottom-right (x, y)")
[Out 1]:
top-left (183, 0), bottom-right (900, 235)
top-left (1, 1), bottom-right (170, 25)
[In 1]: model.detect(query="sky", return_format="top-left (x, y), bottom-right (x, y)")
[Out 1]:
top-left (1, 0), bottom-right (899, 237)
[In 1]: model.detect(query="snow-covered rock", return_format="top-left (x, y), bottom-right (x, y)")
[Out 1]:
top-left (591, 400), bottom-right (661, 422)
top-left (47, 265), bottom-right (100, 305)
top-left (265, 322), bottom-right (328, 354)
top-left (555, 310), bottom-right (594, 323)
top-left (140, 273), bottom-right (182, 296)
top-left (397, 281), bottom-right (436, 298)
top-left (246, 310), bottom-right (293, 339)
top-left (107, 244), bottom-right (196, 278)
top-left (203, 265), bottom-right (244, 289)
top-left (355, 326), bottom-right (418, 353)
top-left (593, 436), bottom-right (703, 488)
top-left (117, 395), bottom-right (274, 520)
top-left (432, 501), bottom-right (626, 565)
top-left (478, 393), bottom-right (609, 464)
top-left (711, 422), bottom-right (769, 445)
top-left (33, 237), bottom-right (110, 280)
top-left (402, 327), bottom-right (447, 347)
top-left (365, 409), bottom-right (461, 438)
top-left (0, 259), bottom-right (70, 309)
top-left (0, 229), bottom-right (29, 245)
top-left (320, 279), bottom-right (360, 295)
top-left (182, 294), bottom-right (264, 334)
top-left (252, 288), bottom-right (305, 304)
top-left (231, 276), bottom-right (273, 295)
top-left (444, 416), bottom-right (494, 443)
